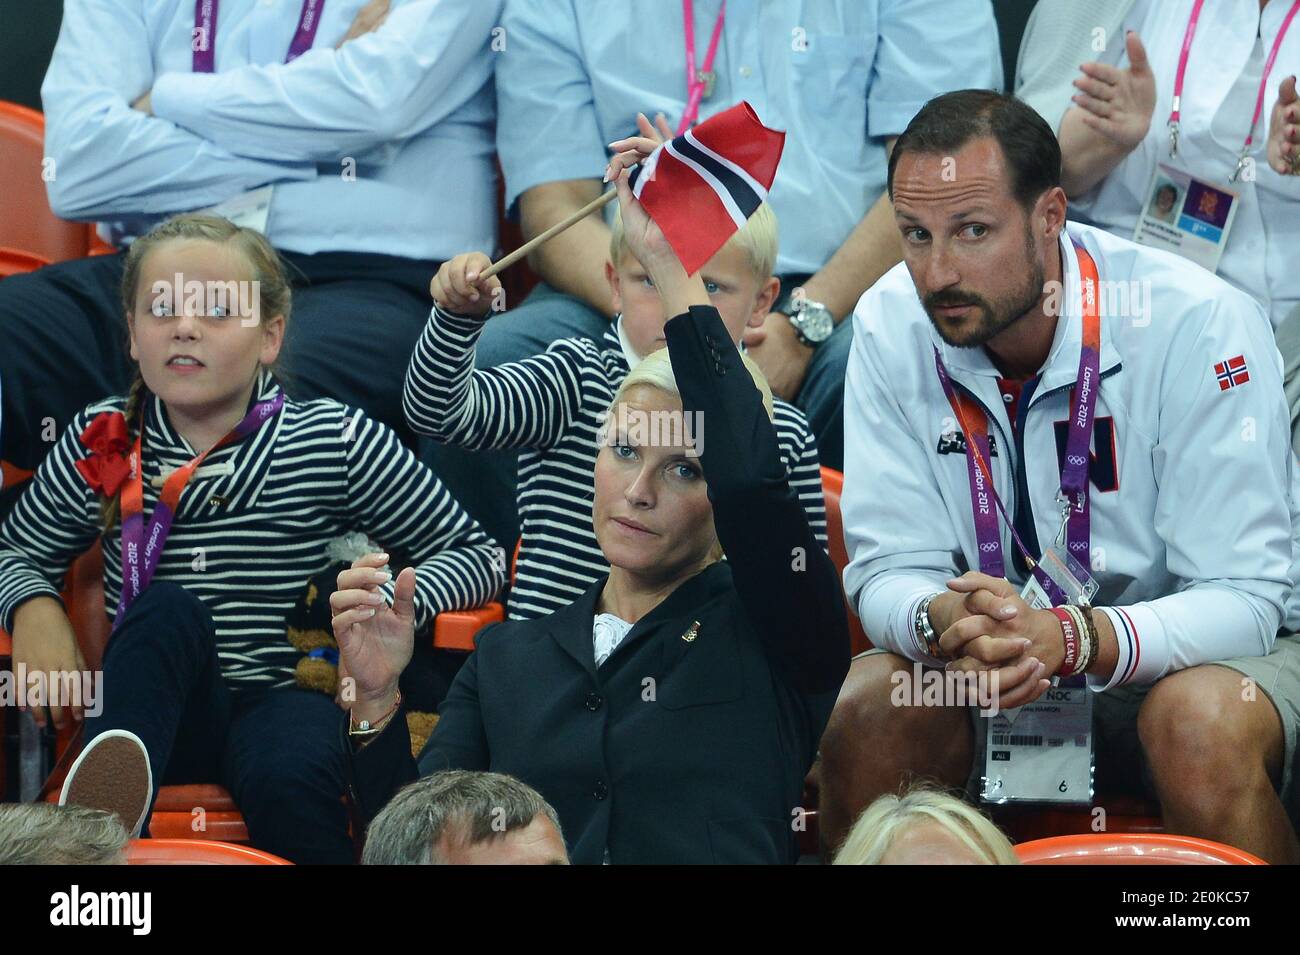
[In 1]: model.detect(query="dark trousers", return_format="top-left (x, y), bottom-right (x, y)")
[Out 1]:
top-left (87, 580), bottom-right (353, 865)
top-left (0, 248), bottom-right (439, 518)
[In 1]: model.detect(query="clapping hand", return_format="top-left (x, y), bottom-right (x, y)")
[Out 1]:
top-left (1071, 31), bottom-right (1157, 152)
top-left (1267, 74), bottom-right (1300, 176)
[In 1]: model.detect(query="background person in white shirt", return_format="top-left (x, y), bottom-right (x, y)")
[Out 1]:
top-left (817, 90), bottom-right (1300, 864)
top-left (0, 0), bottom-right (501, 519)
top-left (421, 0), bottom-right (1003, 552)
top-left (1019, 0), bottom-right (1300, 328)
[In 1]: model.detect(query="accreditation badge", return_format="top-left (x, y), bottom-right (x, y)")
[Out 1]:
top-left (1134, 163), bottom-right (1239, 274)
top-left (980, 542), bottom-right (1096, 806)
top-left (200, 185), bottom-right (274, 234)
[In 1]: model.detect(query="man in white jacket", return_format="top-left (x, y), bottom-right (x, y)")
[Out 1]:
top-left (820, 90), bottom-right (1300, 864)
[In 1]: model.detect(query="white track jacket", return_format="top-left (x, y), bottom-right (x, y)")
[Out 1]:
top-left (843, 221), bottom-right (1298, 691)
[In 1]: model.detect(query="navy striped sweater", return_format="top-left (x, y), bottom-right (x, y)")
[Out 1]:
top-left (0, 371), bottom-right (504, 687)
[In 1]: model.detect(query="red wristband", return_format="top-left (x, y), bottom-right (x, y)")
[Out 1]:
top-left (1050, 606), bottom-right (1079, 677)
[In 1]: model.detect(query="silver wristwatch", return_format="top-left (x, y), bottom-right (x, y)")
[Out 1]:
top-left (786, 295), bottom-right (834, 346)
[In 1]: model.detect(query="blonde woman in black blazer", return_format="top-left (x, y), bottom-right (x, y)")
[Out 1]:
top-left (332, 150), bottom-right (850, 864)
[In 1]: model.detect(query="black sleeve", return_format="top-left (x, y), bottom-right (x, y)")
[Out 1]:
top-left (345, 631), bottom-right (493, 826)
top-left (343, 704), bottom-right (420, 827)
top-left (415, 633), bottom-right (491, 776)
top-left (665, 306), bottom-right (849, 694)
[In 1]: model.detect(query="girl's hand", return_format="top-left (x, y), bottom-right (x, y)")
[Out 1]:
top-left (429, 252), bottom-right (501, 319)
top-left (11, 596), bottom-right (87, 730)
top-left (1070, 31), bottom-right (1156, 151)
top-left (331, 553), bottom-right (416, 709)
top-left (1267, 74), bottom-right (1300, 176)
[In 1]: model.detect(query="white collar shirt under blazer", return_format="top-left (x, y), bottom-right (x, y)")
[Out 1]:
top-left (841, 221), bottom-right (1300, 692)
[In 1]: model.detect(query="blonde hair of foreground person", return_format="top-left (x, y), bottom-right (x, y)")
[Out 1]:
top-left (609, 345), bottom-right (775, 421)
top-left (833, 786), bottom-right (1020, 865)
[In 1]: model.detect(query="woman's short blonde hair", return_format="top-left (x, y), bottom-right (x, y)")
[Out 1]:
top-left (832, 786), bottom-right (1020, 865)
top-left (609, 201), bottom-right (778, 281)
top-left (600, 348), bottom-right (773, 565)
top-left (609, 346), bottom-right (775, 422)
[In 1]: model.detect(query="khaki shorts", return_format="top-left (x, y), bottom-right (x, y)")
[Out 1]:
top-left (858, 634), bottom-right (1300, 829)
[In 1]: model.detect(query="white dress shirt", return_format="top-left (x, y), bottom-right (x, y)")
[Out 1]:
top-left (1066, 0), bottom-right (1300, 327)
top-left (593, 612), bottom-right (634, 667)
top-left (41, 0), bottom-right (502, 260)
top-left (495, 0), bottom-right (1002, 276)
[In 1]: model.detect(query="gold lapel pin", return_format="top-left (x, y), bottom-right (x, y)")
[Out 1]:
top-left (681, 620), bottom-right (700, 643)
top-left (209, 495), bottom-right (228, 507)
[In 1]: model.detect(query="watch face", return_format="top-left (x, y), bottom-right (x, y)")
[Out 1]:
top-left (794, 304), bottom-right (834, 343)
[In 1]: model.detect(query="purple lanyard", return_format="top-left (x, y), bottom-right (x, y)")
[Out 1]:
top-left (113, 393), bottom-right (284, 630)
top-left (193, 0), bottom-right (327, 73)
top-left (934, 242), bottom-right (1102, 601)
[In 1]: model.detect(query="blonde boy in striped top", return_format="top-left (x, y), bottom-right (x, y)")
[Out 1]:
top-left (406, 202), bottom-right (827, 619)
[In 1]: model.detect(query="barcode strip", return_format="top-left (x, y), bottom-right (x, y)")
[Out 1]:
top-left (990, 734), bottom-right (1044, 746)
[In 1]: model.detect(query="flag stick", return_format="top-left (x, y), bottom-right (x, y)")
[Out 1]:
top-left (479, 189), bottom-right (618, 280)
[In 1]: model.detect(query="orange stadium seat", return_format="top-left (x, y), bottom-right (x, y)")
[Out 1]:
top-left (126, 838), bottom-right (291, 865)
top-left (0, 101), bottom-right (98, 264)
top-left (820, 467), bottom-right (871, 656)
top-left (432, 537), bottom-right (517, 649)
top-left (1015, 833), bottom-right (1266, 865)
top-left (0, 246), bottom-right (50, 278)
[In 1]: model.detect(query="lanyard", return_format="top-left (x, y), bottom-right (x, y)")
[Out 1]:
top-left (193, 0), bottom-right (327, 73)
top-left (113, 392), bottom-right (284, 629)
top-left (679, 0), bottom-right (726, 134)
top-left (934, 243), bottom-right (1102, 601)
top-left (1168, 0), bottom-right (1300, 180)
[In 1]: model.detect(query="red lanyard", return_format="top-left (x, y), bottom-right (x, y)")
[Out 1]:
top-left (113, 393), bottom-right (284, 629)
top-left (933, 244), bottom-right (1103, 603)
top-left (679, 0), bottom-right (726, 134)
top-left (193, 0), bottom-right (327, 73)
top-left (1168, 0), bottom-right (1300, 180)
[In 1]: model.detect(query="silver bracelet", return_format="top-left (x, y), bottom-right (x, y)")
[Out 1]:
top-left (914, 593), bottom-right (941, 658)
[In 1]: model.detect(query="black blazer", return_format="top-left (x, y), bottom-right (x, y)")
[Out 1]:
top-left (347, 305), bottom-right (850, 863)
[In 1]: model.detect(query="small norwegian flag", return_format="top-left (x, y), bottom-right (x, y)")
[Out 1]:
top-left (627, 101), bottom-right (785, 275)
top-left (1215, 355), bottom-right (1250, 391)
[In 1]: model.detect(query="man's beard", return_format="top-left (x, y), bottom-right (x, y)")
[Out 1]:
top-left (922, 234), bottom-right (1045, 349)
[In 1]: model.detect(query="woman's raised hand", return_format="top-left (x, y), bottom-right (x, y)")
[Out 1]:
top-left (605, 112), bottom-right (682, 278)
top-left (331, 552), bottom-right (416, 709)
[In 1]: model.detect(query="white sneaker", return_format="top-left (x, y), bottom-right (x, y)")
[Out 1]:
top-left (59, 729), bottom-right (153, 838)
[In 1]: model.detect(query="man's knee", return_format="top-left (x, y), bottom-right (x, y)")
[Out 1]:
top-left (1138, 665), bottom-right (1283, 796)
top-left (821, 652), bottom-right (964, 766)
